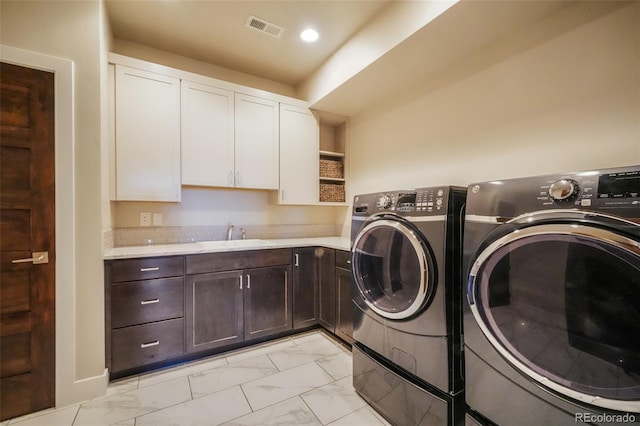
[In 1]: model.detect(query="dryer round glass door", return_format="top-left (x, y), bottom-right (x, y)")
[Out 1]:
top-left (352, 218), bottom-right (435, 320)
top-left (467, 222), bottom-right (640, 413)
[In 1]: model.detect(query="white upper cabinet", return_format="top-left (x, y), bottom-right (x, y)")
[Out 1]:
top-left (278, 104), bottom-right (319, 205)
top-left (234, 93), bottom-right (279, 190)
top-left (109, 55), bottom-right (342, 203)
top-left (114, 65), bottom-right (181, 202)
top-left (181, 81), bottom-right (235, 187)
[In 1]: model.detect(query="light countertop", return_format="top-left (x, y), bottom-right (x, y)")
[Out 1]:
top-left (104, 236), bottom-right (351, 260)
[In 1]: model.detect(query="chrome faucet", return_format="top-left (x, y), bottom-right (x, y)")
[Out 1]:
top-left (241, 228), bottom-right (246, 240)
top-left (227, 223), bottom-right (234, 240)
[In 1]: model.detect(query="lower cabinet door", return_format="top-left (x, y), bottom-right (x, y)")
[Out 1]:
top-left (111, 318), bottom-right (184, 373)
top-left (318, 248), bottom-right (336, 332)
top-left (293, 247), bottom-right (318, 330)
top-left (244, 265), bottom-right (292, 340)
top-left (186, 271), bottom-right (244, 352)
top-left (335, 266), bottom-right (354, 344)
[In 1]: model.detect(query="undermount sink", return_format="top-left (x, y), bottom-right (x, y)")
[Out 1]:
top-left (197, 239), bottom-right (270, 250)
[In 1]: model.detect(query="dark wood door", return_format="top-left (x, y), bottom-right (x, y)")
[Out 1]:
top-left (185, 271), bottom-right (244, 353)
top-left (0, 62), bottom-right (56, 420)
top-left (292, 248), bottom-right (318, 330)
top-left (317, 248), bottom-right (336, 332)
top-left (244, 265), bottom-right (292, 341)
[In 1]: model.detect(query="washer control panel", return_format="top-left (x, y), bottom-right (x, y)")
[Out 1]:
top-left (467, 166), bottom-right (640, 218)
top-left (537, 169), bottom-right (640, 208)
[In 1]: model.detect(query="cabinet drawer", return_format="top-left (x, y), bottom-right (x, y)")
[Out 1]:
top-left (111, 318), bottom-right (184, 372)
top-left (335, 250), bottom-right (352, 270)
top-left (186, 249), bottom-right (291, 274)
top-left (109, 256), bottom-right (184, 282)
top-left (111, 277), bottom-right (184, 328)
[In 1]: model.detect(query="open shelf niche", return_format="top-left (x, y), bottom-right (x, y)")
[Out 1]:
top-left (315, 111), bottom-right (349, 205)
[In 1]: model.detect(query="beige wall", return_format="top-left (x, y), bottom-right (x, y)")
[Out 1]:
top-left (348, 2), bottom-right (640, 203)
top-left (1, 0), bottom-right (108, 406)
top-left (112, 188), bottom-right (342, 228)
top-left (112, 39), bottom-right (297, 98)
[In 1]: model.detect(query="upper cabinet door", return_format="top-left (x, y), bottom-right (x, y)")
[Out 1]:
top-left (279, 104), bottom-right (319, 205)
top-left (115, 65), bottom-right (181, 202)
top-left (234, 93), bottom-right (279, 190)
top-left (181, 81), bottom-right (235, 188)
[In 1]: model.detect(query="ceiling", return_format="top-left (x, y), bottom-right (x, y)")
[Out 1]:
top-left (104, 0), bottom-right (391, 87)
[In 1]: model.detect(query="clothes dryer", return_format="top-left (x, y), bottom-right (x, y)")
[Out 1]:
top-left (463, 166), bottom-right (640, 425)
top-left (351, 186), bottom-right (466, 426)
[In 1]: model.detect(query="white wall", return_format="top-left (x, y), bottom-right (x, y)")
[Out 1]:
top-left (348, 2), bottom-right (640, 202)
top-left (1, 0), bottom-right (108, 406)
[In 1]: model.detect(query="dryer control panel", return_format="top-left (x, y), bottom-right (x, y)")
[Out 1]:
top-left (353, 187), bottom-right (451, 216)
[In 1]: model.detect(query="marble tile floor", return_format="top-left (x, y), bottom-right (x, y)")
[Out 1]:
top-left (3, 330), bottom-right (391, 426)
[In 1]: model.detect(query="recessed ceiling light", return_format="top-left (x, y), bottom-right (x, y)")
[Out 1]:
top-left (300, 28), bottom-right (319, 43)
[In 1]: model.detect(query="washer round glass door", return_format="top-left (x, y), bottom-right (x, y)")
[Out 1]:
top-left (352, 217), bottom-right (434, 320)
top-left (468, 218), bottom-right (640, 413)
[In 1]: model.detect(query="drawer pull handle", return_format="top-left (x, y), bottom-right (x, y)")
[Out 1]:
top-left (140, 267), bottom-right (160, 272)
top-left (140, 340), bottom-right (159, 348)
top-left (140, 298), bottom-right (159, 305)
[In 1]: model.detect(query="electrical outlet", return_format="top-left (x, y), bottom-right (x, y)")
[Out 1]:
top-left (153, 212), bottom-right (163, 226)
top-left (140, 212), bottom-right (151, 227)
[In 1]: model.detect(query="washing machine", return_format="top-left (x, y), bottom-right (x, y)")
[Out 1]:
top-left (351, 186), bottom-right (466, 426)
top-left (463, 166), bottom-right (640, 425)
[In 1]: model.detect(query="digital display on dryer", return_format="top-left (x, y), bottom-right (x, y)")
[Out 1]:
top-left (598, 170), bottom-right (640, 198)
top-left (396, 192), bottom-right (416, 211)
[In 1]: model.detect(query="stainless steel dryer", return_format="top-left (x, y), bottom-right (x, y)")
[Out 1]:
top-left (463, 166), bottom-right (640, 426)
top-left (351, 186), bottom-right (466, 426)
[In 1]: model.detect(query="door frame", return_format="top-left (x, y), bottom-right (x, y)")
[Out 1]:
top-left (1, 44), bottom-right (107, 408)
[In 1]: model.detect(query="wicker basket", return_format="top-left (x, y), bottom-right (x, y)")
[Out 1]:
top-left (319, 159), bottom-right (344, 179)
top-left (320, 183), bottom-right (345, 203)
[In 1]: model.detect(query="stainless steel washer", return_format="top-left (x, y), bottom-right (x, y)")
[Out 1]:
top-left (463, 166), bottom-right (640, 425)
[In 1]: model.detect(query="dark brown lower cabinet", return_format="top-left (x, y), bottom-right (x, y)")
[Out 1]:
top-left (318, 248), bottom-right (336, 332)
top-left (244, 265), bottom-right (293, 340)
top-left (106, 246), bottom-right (354, 379)
top-left (318, 249), bottom-right (354, 344)
top-left (185, 271), bottom-right (244, 353)
top-left (184, 249), bottom-right (293, 353)
top-left (111, 318), bottom-right (184, 372)
top-left (335, 262), bottom-right (354, 344)
top-left (105, 256), bottom-right (186, 377)
top-left (292, 247), bottom-right (319, 330)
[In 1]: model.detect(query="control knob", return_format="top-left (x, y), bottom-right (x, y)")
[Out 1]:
top-left (548, 179), bottom-right (580, 203)
top-left (377, 195), bottom-right (393, 209)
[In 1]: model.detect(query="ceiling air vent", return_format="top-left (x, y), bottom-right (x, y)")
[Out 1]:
top-left (246, 15), bottom-right (284, 38)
